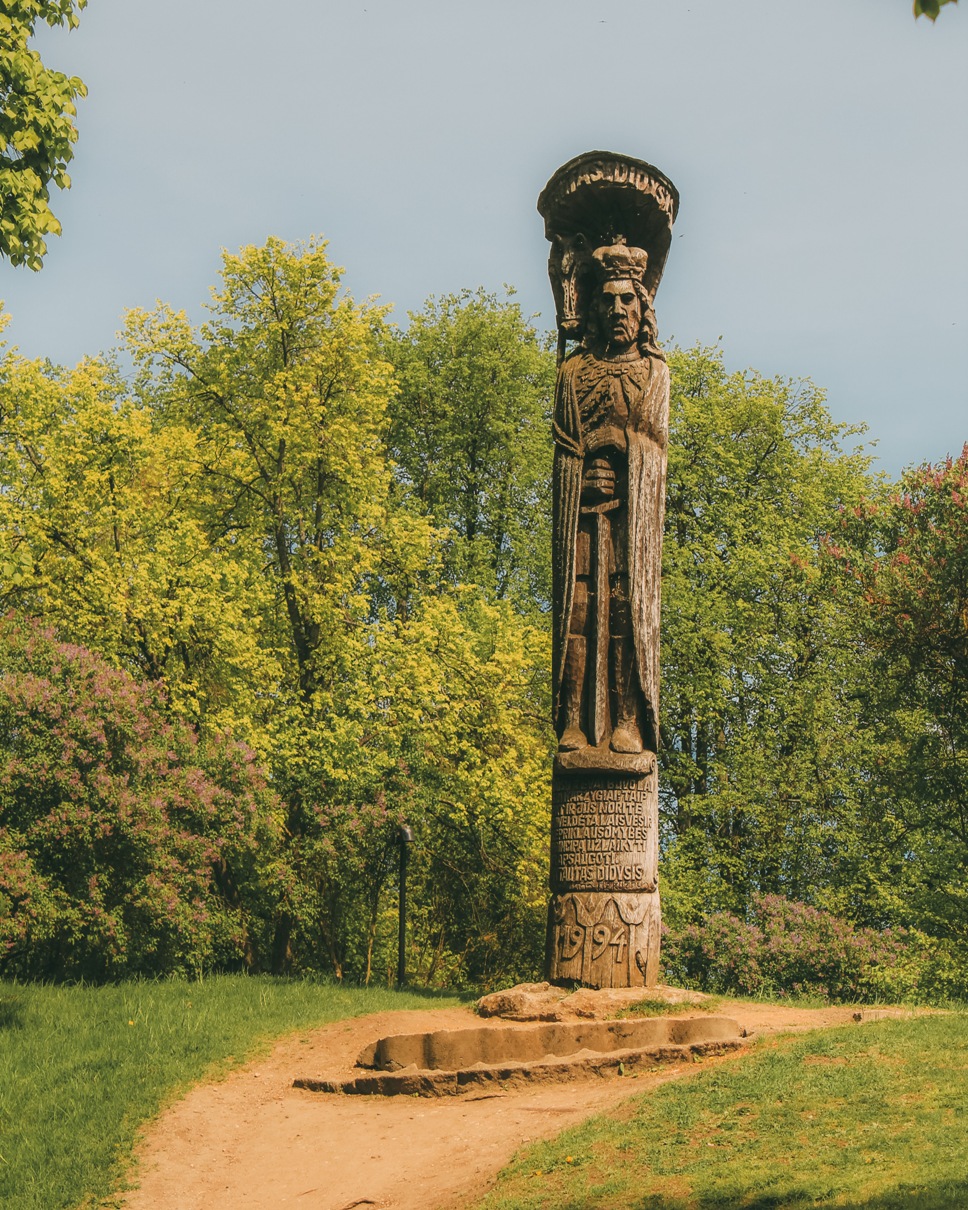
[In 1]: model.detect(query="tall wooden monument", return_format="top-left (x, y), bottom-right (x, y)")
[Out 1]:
top-left (539, 151), bottom-right (679, 987)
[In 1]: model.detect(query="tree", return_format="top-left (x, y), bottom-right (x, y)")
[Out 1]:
top-left (0, 1), bottom-right (86, 269)
top-left (124, 236), bottom-right (404, 700)
top-left (658, 346), bottom-right (877, 925)
top-left (0, 241), bottom-right (555, 985)
top-left (384, 289), bottom-right (557, 982)
top-left (829, 448), bottom-right (968, 948)
top-left (376, 591), bottom-right (551, 986)
top-left (123, 240), bottom-right (553, 984)
top-left (0, 330), bottom-right (275, 746)
top-left (123, 236), bottom-right (422, 973)
top-left (388, 289), bottom-right (555, 612)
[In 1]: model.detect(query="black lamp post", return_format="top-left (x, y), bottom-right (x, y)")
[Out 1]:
top-left (397, 823), bottom-right (414, 988)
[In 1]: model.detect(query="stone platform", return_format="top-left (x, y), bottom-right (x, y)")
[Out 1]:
top-left (476, 980), bottom-right (714, 1021)
top-left (293, 983), bottom-right (747, 1098)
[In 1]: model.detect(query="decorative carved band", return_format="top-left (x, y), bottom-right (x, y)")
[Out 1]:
top-left (547, 889), bottom-right (661, 988)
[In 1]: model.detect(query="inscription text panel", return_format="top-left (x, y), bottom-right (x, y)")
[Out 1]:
top-left (551, 774), bottom-right (657, 892)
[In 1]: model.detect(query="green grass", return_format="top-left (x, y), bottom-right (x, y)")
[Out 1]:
top-left (477, 1013), bottom-right (968, 1209)
top-left (621, 995), bottom-right (723, 1018)
top-left (0, 976), bottom-right (462, 1210)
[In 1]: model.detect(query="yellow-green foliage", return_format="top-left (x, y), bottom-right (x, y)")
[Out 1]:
top-left (7, 238), bottom-right (960, 994)
top-left (0, 1), bottom-right (87, 268)
top-left (0, 343), bottom-right (273, 743)
top-left (0, 239), bottom-right (554, 986)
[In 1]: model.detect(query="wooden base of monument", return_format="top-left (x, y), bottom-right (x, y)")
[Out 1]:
top-left (547, 889), bottom-right (661, 987)
top-left (546, 762), bottom-right (661, 989)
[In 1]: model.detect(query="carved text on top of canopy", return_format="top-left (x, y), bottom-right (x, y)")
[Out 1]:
top-left (552, 156), bottom-right (677, 220)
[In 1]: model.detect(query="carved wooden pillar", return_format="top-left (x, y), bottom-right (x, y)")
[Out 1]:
top-left (538, 151), bottom-right (679, 989)
top-left (548, 762), bottom-right (660, 986)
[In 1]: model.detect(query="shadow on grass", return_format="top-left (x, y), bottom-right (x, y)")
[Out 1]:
top-left (0, 993), bottom-right (25, 1029)
top-left (623, 1183), bottom-right (968, 1209)
top-left (394, 983), bottom-right (478, 1003)
top-left (837, 1191), bottom-right (968, 1210)
top-left (271, 974), bottom-right (478, 1003)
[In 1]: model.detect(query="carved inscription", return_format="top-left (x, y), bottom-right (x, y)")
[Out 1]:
top-left (552, 775), bottom-right (657, 892)
top-left (548, 889), bottom-right (661, 988)
top-left (557, 158), bottom-right (677, 219)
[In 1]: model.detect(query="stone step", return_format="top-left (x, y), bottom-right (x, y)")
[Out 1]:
top-left (293, 1014), bottom-right (746, 1097)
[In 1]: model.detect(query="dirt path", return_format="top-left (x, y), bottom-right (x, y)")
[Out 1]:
top-left (119, 1000), bottom-right (899, 1210)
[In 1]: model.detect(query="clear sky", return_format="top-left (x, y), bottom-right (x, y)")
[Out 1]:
top-left (3, 0), bottom-right (966, 476)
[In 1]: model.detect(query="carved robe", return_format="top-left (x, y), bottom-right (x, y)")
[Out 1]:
top-left (552, 347), bottom-right (670, 742)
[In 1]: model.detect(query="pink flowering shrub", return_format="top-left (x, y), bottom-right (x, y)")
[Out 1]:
top-left (663, 894), bottom-right (907, 1002)
top-left (0, 616), bottom-right (282, 979)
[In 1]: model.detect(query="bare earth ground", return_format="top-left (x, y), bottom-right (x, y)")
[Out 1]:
top-left (120, 1000), bottom-right (906, 1210)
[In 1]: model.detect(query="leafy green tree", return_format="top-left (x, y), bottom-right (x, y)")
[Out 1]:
top-left (123, 237), bottom-right (421, 972)
top-left (829, 449), bottom-right (968, 948)
top-left (0, 333), bottom-right (275, 746)
top-left (124, 236), bottom-right (404, 704)
top-left (0, 1), bottom-right (86, 268)
top-left (388, 289), bottom-right (556, 612)
top-left (381, 591), bottom-right (551, 986)
top-left (659, 346), bottom-right (877, 925)
top-left (382, 289), bottom-right (558, 983)
top-left (0, 242), bottom-right (555, 985)
top-left (123, 241), bottom-right (553, 984)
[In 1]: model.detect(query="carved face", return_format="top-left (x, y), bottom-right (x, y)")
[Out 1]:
top-left (597, 279), bottom-right (642, 351)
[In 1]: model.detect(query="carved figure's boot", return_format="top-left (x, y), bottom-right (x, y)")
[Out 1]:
top-left (558, 636), bottom-right (588, 751)
top-left (610, 636), bottom-right (643, 754)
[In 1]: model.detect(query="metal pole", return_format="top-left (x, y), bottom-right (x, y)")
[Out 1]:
top-left (397, 824), bottom-right (414, 988)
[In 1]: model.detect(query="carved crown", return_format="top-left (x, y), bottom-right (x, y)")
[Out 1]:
top-left (592, 238), bottom-right (649, 285)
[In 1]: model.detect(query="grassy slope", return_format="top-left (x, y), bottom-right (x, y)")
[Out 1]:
top-left (478, 1014), bottom-right (968, 1209)
top-left (0, 977), bottom-right (461, 1210)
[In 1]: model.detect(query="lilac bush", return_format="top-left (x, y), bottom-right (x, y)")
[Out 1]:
top-left (0, 616), bottom-right (282, 979)
top-left (663, 894), bottom-right (908, 1002)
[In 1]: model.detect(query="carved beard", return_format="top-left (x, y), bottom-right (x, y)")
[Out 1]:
top-left (573, 354), bottom-right (652, 434)
top-left (586, 294), bottom-right (645, 354)
top-left (605, 309), bottom-right (640, 350)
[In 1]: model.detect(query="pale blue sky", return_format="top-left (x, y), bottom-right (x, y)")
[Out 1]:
top-left (3, 0), bottom-right (966, 476)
